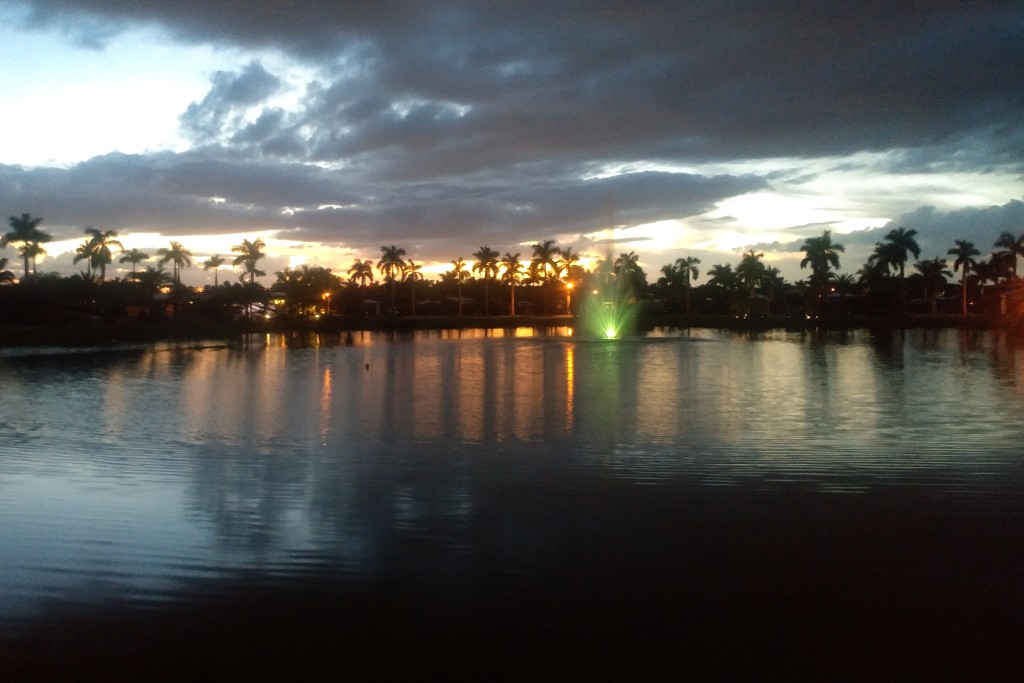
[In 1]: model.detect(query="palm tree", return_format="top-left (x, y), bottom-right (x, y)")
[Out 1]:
top-left (993, 231), bottom-right (1024, 279)
top-left (348, 258), bottom-right (375, 287)
top-left (73, 238), bottom-right (96, 278)
top-left (877, 226), bottom-right (921, 309)
top-left (800, 230), bottom-right (844, 311)
top-left (558, 247), bottom-right (581, 279)
top-left (800, 230), bottom-right (845, 277)
top-left (348, 258), bottom-right (375, 315)
top-left (472, 246), bottom-right (500, 316)
top-left (20, 242), bottom-right (47, 275)
top-left (449, 257), bottom-right (470, 316)
top-left (913, 257), bottom-right (951, 313)
top-left (82, 227), bottom-right (123, 282)
top-left (613, 251), bottom-right (643, 295)
top-left (531, 239), bottom-right (561, 314)
top-left (203, 254), bottom-right (227, 286)
top-left (231, 238), bottom-right (265, 284)
top-left (119, 248), bottom-right (150, 273)
top-left (735, 248), bottom-right (766, 299)
top-left (500, 252), bottom-right (523, 316)
top-left (675, 256), bottom-right (701, 314)
top-left (403, 259), bottom-right (424, 315)
top-left (833, 273), bottom-right (857, 316)
top-left (948, 239), bottom-right (980, 315)
top-left (157, 241), bottom-right (194, 284)
top-left (3, 213), bottom-right (51, 278)
top-left (377, 245), bottom-right (407, 315)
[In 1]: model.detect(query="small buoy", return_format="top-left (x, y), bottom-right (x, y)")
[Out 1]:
top-left (365, 363), bottom-right (370, 371)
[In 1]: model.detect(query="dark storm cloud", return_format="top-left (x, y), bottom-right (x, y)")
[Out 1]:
top-left (14, 0), bottom-right (1024, 166)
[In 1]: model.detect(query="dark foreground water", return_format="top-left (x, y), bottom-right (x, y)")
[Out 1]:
top-left (1, 327), bottom-right (1023, 678)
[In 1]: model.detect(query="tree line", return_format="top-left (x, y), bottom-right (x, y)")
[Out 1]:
top-left (2, 211), bottom-right (1020, 325)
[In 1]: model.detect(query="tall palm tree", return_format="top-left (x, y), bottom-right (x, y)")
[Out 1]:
top-left (800, 230), bottom-right (845, 277)
top-left (203, 254), bottom-right (227, 286)
top-left (82, 227), bottom-right (123, 282)
top-left (472, 246), bottom-right (500, 316)
top-left (403, 259), bottom-right (424, 315)
top-left (348, 258), bottom-right (375, 287)
top-left (348, 258), bottom-right (375, 315)
top-left (913, 257), bottom-right (951, 313)
top-left (800, 230), bottom-right (844, 311)
top-left (73, 238), bottom-right (96, 278)
top-left (993, 231), bottom-right (1024, 279)
top-left (157, 241), bottom-right (194, 284)
top-left (877, 226), bottom-right (921, 309)
top-left (231, 238), bottom-right (265, 284)
top-left (833, 273), bottom-right (857, 316)
top-left (119, 248), bottom-right (150, 273)
top-left (675, 256), bottom-right (701, 314)
top-left (377, 245), bottom-right (407, 315)
top-left (613, 251), bottom-right (643, 295)
top-left (948, 239), bottom-right (980, 315)
top-left (531, 239), bottom-right (561, 314)
top-left (449, 257), bottom-right (470, 316)
top-left (500, 251), bottom-right (523, 316)
top-left (735, 248), bottom-right (766, 299)
top-left (3, 213), bottom-right (51, 278)
top-left (558, 247), bottom-right (581, 279)
top-left (21, 242), bottom-right (47, 275)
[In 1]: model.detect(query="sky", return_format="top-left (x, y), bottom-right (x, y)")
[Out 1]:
top-left (1, 0), bottom-right (1023, 286)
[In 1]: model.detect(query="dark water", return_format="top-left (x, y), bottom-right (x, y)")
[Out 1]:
top-left (1, 327), bottom-right (1023, 677)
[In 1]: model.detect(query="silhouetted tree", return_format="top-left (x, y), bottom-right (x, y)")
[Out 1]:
top-left (203, 254), bottom-right (226, 286)
top-left (500, 252), bottom-right (523, 316)
top-left (157, 241), bottom-right (193, 284)
top-left (232, 238), bottom-right (265, 284)
top-left (377, 245), bottom-right (407, 315)
top-left (3, 213), bottom-right (51, 278)
top-left (914, 257), bottom-right (951, 313)
top-left (993, 231), bottom-right (1024, 279)
top-left (119, 248), bottom-right (150, 274)
top-left (472, 246), bottom-right (500, 315)
top-left (948, 239), bottom-right (980, 315)
top-left (449, 257), bottom-right (470, 315)
top-left (403, 259), bottom-right (424, 315)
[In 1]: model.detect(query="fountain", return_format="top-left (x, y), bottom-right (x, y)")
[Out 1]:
top-left (578, 246), bottom-right (637, 339)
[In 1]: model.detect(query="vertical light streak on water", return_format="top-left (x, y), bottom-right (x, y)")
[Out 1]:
top-left (565, 343), bottom-right (575, 432)
top-left (319, 365), bottom-right (332, 443)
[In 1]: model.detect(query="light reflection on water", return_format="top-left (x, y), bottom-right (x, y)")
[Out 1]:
top-left (1, 327), bottom-right (1023, 626)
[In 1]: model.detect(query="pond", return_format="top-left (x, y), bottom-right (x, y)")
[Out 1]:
top-left (1, 327), bottom-right (1022, 677)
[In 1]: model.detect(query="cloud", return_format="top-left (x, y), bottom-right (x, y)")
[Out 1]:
top-left (180, 61), bottom-right (283, 144)
top-left (14, 1), bottom-right (1024, 166)
top-left (5, 1), bottom-right (1024, 282)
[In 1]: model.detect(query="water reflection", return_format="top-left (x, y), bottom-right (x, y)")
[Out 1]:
top-left (1, 328), bottom-right (1024, 628)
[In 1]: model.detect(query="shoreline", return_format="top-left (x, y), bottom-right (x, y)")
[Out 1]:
top-left (0, 312), bottom-right (1014, 348)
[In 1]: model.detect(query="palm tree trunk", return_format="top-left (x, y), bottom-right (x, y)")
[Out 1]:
top-left (962, 272), bottom-right (968, 315)
top-left (509, 282), bottom-right (516, 317)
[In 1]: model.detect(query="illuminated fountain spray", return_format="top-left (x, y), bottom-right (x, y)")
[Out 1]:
top-left (579, 199), bottom-right (637, 339)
